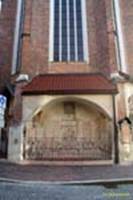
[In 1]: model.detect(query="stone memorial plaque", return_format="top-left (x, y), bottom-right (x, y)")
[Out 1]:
top-left (24, 102), bottom-right (112, 161)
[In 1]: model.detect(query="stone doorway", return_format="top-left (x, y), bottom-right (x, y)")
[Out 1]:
top-left (24, 100), bottom-right (113, 161)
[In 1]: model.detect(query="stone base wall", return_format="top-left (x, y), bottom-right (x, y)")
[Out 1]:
top-left (8, 125), bottom-right (24, 161)
top-left (117, 82), bottom-right (133, 163)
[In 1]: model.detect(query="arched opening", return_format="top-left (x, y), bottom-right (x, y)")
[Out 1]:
top-left (24, 98), bottom-right (113, 161)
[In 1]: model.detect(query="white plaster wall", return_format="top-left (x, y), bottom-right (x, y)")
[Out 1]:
top-left (22, 94), bottom-right (114, 122)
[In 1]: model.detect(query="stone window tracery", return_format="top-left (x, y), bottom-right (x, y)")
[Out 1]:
top-left (49, 0), bottom-right (89, 62)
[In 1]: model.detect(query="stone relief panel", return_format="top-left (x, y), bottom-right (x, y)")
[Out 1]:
top-left (24, 101), bottom-right (113, 160)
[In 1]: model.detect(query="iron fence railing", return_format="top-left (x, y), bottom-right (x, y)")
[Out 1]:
top-left (24, 136), bottom-right (112, 160)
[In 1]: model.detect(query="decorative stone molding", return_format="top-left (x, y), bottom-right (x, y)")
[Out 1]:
top-left (16, 74), bottom-right (29, 83)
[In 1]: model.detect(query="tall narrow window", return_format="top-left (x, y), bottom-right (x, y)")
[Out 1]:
top-left (49, 0), bottom-right (89, 62)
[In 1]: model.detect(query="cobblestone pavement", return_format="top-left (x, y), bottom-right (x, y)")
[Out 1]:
top-left (0, 161), bottom-right (133, 182)
top-left (0, 182), bottom-right (133, 200)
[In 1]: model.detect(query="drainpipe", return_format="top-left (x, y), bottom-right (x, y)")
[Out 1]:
top-left (11, 0), bottom-right (23, 74)
top-left (0, 0), bottom-right (2, 11)
top-left (112, 94), bottom-right (119, 164)
top-left (113, 0), bottom-right (127, 73)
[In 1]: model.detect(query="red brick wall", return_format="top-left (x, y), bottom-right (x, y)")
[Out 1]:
top-left (20, 0), bottom-right (117, 77)
top-left (0, 0), bottom-right (17, 89)
top-left (21, 0), bottom-right (49, 76)
top-left (120, 0), bottom-right (133, 74)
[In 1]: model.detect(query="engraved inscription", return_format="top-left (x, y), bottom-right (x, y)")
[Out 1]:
top-left (25, 101), bottom-right (113, 160)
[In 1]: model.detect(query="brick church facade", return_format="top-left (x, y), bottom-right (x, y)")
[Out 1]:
top-left (0, 0), bottom-right (133, 164)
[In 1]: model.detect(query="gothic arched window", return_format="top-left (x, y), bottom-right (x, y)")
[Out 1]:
top-left (49, 0), bottom-right (89, 63)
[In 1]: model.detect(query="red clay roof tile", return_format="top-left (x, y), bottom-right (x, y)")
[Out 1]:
top-left (22, 73), bottom-right (117, 95)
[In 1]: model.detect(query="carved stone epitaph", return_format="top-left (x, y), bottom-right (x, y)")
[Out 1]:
top-left (24, 101), bottom-right (112, 160)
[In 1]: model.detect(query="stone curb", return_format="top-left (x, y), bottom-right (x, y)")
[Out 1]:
top-left (0, 177), bottom-right (133, 185)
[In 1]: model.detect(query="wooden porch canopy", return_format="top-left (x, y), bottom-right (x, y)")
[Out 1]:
top-left (22, 73), bottom-right (117, 95)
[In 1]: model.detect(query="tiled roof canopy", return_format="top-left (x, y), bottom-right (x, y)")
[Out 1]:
top-left (22, 73), bottom-right (117, 95)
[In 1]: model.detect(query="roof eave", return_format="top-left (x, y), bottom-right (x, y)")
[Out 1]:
top-left (22, 89), bottom-right (118, 96)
